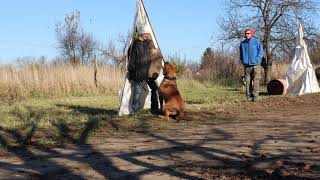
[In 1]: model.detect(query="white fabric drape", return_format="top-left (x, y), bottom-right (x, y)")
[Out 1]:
top-left (286, 23), bottom-right (320, 95)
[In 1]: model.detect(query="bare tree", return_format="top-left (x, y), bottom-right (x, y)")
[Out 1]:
top-left (55, 11), bottom-right (98, 65)
top-left (101, 31), bottom-right (131, 68)
top-left (79, 32), bottom-right (99, 64)
top-left (309, 33), bottom-right (320, 65)
top-left (218, 0), bottom-right (319, 83)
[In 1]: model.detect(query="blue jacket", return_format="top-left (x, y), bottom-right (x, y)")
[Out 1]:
top-left (240, 37), bottom-right (264, 66)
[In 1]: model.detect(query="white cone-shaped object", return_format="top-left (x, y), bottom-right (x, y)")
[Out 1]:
top-left (286, 23), bottom-right (320, 95)
top-left (118, 0), bottom-right (164, 116)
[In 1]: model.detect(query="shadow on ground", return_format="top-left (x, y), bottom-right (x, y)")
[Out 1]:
top-left (56, 104), bottom-right (118, 116)
top-left (0, 107), bottom-right (319, 179)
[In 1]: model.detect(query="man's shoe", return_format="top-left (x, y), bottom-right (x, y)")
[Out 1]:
top-left (252, 96), bottom-right (258, 102)
top-left (151, 109), bottom-right (159, 115)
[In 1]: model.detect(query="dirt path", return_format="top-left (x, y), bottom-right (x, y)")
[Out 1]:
top-left (0, 93), bottom-right (320, 179)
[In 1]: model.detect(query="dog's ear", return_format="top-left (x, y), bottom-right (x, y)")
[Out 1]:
top-left (172, 64), bottom-right (177, 69)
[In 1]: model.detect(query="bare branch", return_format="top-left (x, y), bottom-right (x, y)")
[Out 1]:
top-left (55, 11), bottom-right (98, 65)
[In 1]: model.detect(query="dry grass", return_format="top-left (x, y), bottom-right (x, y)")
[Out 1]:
top-left (270, 63), bottom-right (289, 80)
top-left (0, 61), bottom-right (291, 100)
top-left (0, 64), bottom-right (124, 99)
top-left (245, 63), bottom-right (289, 83)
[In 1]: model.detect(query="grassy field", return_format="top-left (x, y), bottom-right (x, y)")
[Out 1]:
top-left (0, 79), bottom-right (248, 147)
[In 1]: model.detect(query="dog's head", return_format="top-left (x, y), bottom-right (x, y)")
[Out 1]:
top-left (163, 62), bottom-right (177, 78)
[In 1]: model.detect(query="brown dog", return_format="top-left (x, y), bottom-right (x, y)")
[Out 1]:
top-left (158, 62), bottom-right (185, 121)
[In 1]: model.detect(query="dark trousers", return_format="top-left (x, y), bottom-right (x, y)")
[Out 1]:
top-left (244, 66), bottom-right (260, 98)
top-left (147, 79), bottom-right (159, 114)
top-left (130, 80), bottom-right (159, 113)
top-left (131, 81), bottom-right (146, 113)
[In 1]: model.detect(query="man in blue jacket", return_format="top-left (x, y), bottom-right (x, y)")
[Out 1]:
top-left (240, 28), bottom-right (264, 102)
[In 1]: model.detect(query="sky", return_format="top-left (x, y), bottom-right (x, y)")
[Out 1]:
top-left (0, 0), bottom-right (225, 64)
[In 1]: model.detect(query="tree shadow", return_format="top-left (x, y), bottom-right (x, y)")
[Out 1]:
top-left (0, 106), bottom-right (139, 179)
top-left (55, 104), bottom-right (118, 116)
top-left (0, 125), bottom-right (85, 179)
top-left (52, 120), bottom-right (139, 179)
top-left (126, 129), bottom-right (319, 179)
top-left (53, 104), bottom-right (121, 144)
top-left (1, 107), bottom-right (319, 179)
top-left (183, 111), bottom-right (240, 125)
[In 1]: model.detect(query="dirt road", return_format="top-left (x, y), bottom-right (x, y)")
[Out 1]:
top-left (0, 93), bottom-right (319, 179)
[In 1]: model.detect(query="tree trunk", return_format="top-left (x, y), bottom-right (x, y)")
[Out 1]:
top-left (263, 62), bottom-right (272, 84)
top-left (263, 28), bottom-right (272, 85)
top-left (262, 50), bottom-right (272, 84)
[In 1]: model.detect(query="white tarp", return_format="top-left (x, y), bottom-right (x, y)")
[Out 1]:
top-left (286, 23), bottom-right (320, 95)
top-left (118, 0), bottom-right (164, 116)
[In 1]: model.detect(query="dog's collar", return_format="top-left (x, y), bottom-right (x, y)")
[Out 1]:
top-left (164, 76), bottom-right (176, 80)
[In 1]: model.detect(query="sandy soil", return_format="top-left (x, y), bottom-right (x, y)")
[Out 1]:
top-left (0, 93), bottom-right (319, 179)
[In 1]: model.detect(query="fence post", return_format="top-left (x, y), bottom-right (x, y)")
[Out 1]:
top-left (93, 55), bottom-right (98, 88)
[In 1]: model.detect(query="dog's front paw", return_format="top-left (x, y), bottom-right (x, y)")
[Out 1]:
top-left (158, 115), bottom-right (170, 121)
